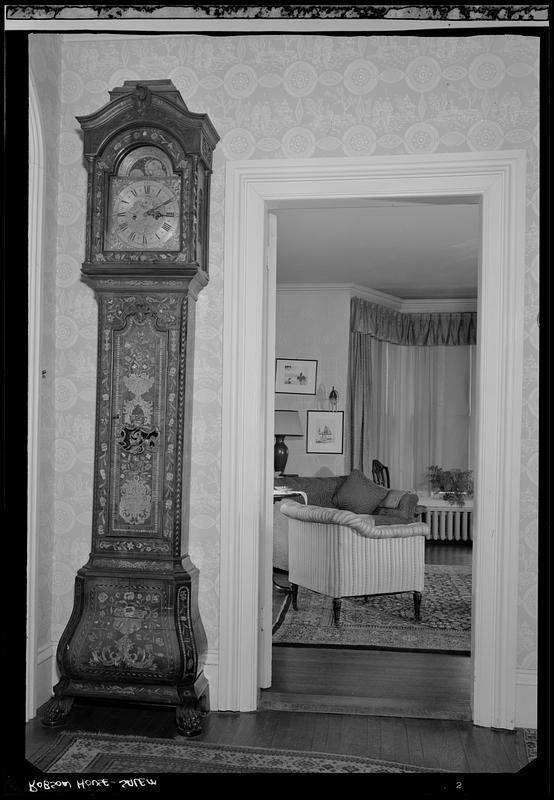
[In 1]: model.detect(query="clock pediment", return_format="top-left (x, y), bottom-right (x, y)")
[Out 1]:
top-left (77, 80), bottom-right (219, 164)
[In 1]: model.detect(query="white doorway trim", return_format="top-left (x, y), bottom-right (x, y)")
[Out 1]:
top-left (219, 151), bottom-right (526, 729)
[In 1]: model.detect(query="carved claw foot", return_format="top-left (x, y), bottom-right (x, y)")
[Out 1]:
top-left (41, 694), bottom-right (74, 728)
top-left (176, 701), bottom-right (203, 737)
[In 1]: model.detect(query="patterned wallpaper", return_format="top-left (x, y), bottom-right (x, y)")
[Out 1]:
top-left (29, 35), bottom-right (62, 654)
top-left (30, 32), bottom-right (539, 670)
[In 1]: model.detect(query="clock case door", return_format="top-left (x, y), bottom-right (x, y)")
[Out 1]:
top-left (41, 81), bottom-right (219, 737)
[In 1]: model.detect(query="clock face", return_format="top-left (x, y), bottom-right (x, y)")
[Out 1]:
top-left (107, 177), bottom-right (181, 250)
top-left (105, 147), bottom-right (182, 252)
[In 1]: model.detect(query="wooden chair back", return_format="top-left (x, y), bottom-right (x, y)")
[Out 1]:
top-left (372, 459), bottom-right (390, 488)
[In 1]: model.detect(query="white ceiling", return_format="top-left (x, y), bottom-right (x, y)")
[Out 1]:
top-left (275, 198), bottom-right (480, 300)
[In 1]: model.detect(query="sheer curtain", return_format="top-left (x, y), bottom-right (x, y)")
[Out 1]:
top-left (346, 298), bottom-right (476, 491)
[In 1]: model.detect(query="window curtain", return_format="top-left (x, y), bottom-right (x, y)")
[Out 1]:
top-left (346, 298), bottom-right (477, 490)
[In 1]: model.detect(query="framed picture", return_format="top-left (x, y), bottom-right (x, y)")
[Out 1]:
top-left (275, 358), bottom-right (318, 395)
top-left (306, 410), bottom-right (344, 454)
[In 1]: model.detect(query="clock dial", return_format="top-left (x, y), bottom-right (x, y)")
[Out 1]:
top-left (118, 145), bottom-right (172, 178)
top-left (107, 176), bottom-right (181, 251)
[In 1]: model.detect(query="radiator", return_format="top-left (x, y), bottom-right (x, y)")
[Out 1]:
top-left (421, 507), bottom-right (473, 541)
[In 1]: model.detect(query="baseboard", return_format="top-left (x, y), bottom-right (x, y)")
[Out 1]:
top-left (515, 669), bottom-right (537, 728)
top-left (204, 649), bottom-right (219, 711)
top-left (31, 642), bottom-right (57, 718)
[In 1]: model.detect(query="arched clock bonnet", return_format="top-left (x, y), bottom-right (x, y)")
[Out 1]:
top-left (77, 79), bottom-right (219, 274)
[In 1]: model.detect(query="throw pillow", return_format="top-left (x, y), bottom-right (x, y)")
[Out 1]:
top-left (378, 489), bottom-right (405, 509)
top-left (375, 493), bottom-right (419, 522)
top-left (332, 469), bottom-right (389, 514)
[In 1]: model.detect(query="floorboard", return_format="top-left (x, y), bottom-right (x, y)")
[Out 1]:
top-left (26, 543), bottom-right (533, 776)
top-left (268, 541), bottom-right (473, 722)
top-left (404, 716), bottom-right (428, 768)
top-left (377, 716), bottom-right (411, 765)
top-left (264, 646), bottom-right (472, 720)
top-left (25, 701), bottom-right (531, 774)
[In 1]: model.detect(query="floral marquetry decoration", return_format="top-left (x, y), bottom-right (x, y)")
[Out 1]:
top-left (75, 584), bottom-right (173, 676)
top-left (42, 79), bottom-right (218, 738)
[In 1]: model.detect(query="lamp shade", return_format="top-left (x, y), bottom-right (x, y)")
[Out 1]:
top-left (274, 410), bottom-right (303, 436)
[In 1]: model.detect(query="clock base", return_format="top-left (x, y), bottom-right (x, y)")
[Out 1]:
top-left (40, 673), bottom-right (209, 736)
top-left (41, 563), bottom-right (210, 736)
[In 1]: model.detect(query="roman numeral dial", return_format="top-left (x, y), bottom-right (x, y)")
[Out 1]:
top-left (108, 176), bottom-right (181, 251)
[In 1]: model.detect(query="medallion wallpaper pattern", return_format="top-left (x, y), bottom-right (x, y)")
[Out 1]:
top-left (30, 32), bottom-right (539, 674)
top-left (30, 35), bottom-right (62, 655)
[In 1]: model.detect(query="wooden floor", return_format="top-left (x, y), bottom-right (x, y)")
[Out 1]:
top-left (267, 541), bottom-right (473, 720)
top-left (263, 648), bottom-right (471, 720)
top-left (26, 542), bottom-right (534, 776)
top-left (25, 699), bottom-right (532, 774)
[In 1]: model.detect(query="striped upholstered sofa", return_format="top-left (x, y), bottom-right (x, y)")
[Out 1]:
top-left (274, 471), bottom-right (429, 625)
top-left (273, 472), bottom-right (425, 572)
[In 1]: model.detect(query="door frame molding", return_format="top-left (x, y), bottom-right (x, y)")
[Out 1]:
top-left (219, 150), bottom-right (527, 729)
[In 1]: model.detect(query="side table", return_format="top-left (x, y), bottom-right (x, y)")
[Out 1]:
top-left (273, 488), bottom-right (308, 593)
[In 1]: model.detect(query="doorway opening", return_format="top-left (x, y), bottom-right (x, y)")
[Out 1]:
top-left (263, 197), bottom-right (477, 720)
top-left (218, 152), bottom-right (526, 730)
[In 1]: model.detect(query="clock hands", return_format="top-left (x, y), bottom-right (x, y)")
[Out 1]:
top-left (116, 188), bottom-right (177, 245)
top-left (125, 199), bottom-right (174, 223)
top-left (145, 197), bottom-right (175, 216)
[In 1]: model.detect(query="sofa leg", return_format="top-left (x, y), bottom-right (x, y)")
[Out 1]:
top-left (332, 598), bottom-right (341, 626)
top-left (291, 583), bottom-right (299, 610)
top-left (413, 591), bottom-right (422, 621)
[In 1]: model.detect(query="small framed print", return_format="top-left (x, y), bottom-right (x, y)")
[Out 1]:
top-left (306, 410), bottom-right (344, 454)
top-left (275, 358), bottom-right (318, 395)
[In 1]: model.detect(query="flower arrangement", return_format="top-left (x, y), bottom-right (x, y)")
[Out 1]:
top-left (426, 465), bottom-right (474, 507)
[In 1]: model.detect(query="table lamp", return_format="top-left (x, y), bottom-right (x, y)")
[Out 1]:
top-left (274, 410), bottom-right (303, 475)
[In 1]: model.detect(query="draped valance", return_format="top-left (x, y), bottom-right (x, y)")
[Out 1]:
top-left (350, 296), bottom-right (477, 346)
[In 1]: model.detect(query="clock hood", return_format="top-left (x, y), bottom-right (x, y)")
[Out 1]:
top-left (76, 79), bottom-right (220, 165)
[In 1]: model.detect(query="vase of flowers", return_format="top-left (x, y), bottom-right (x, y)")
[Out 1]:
top-left (426, 465), bottom-right (474, 507)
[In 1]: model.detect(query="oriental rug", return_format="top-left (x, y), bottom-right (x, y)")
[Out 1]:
top-left (523, 728), bottom-right (537, 761)
top-left (273, 564), bottom-right (471, 654)
top-left (31, 731), bottom-right (449, 773)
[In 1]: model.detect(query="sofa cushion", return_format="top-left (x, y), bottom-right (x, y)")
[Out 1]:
top-left (372, 513), bottom-right (417, 526)
top-left (332, 469), bottom-right (388, 514)
top-left (374, 492), bottom-right (419, 522)
top-left (275, 475), bottom-right (347, 508)
top-left (379, 489), bottom-right (405, 509)
top-left (357, 512), bottom-right (419, 526)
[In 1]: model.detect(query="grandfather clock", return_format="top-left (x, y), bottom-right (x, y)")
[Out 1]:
top-left (41, 81), bottom-right (219, 736)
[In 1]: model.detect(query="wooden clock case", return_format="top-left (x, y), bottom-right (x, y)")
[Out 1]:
top-left (41, 80), bottom-right (219, 737)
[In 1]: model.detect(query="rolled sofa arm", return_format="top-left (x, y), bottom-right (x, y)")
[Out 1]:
top-left (279, 500), bottom-right (429, 540)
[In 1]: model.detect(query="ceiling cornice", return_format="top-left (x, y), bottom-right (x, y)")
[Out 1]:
top-left (276, 282), bottom-right (477, 313)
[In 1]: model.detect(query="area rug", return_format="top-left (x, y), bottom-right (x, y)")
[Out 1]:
top-left (523, 728), bottom-right (537, 761)
top-left (31, 731), bottom-right (449, 773)
top-left (273, 564), bottom-right (471, 654)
